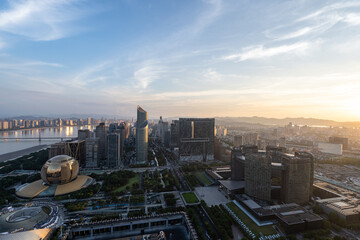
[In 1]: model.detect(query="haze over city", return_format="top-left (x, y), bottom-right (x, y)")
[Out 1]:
top-left (0, 0), bottom-right (360, 120)
top-left (2, 1), bottom-right (360, 240)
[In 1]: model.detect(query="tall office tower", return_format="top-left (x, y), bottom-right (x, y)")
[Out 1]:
top-left (107, 133), bottom-right (121, 168)
top-left (119, 123), bottom-right (126, 158)
top-left (179, 118), bottom-right (215, 162)
top-left (65, 140), bottom-right (86, 167)
top-left (329, 136), bottom-right (349, 150)
top-left (86, 138), bottom-right (99, 168)
top-left (136, 106), bottom-right (148, 163)
top-left (96, 123), bottom-right (107, 160)
top-left (233, 135), bottom-right (244, 147)
top-left (87, 117), bottom-right (92, 125)
top-left (170, 120), bottom-right (179, 149)
top-left (124, 122), bottom-right (130, 139)
top-left (245, 152), bottom-right (272, 201)
top-left (281, 152), bottom-right (314, 204)
top-left (157, 116), bottom-right (169, 145)
top-left (78, 129), bottom-right (91, 141)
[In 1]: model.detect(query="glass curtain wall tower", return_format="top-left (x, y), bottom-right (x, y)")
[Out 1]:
top-left (136, 105), bottom-right (148, 163)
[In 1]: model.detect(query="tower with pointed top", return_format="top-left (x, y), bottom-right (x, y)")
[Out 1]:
top-left (136, 105), bottom-right (148, 163)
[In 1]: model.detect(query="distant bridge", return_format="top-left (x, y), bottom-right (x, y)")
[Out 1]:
top-left (0, 137), bottom-right (76, 142)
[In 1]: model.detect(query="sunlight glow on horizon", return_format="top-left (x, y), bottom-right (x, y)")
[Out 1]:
top-left (0, 0), bottom-right (360, 122)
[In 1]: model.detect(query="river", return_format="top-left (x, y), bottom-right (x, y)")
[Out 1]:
top-left (0, 126), bottom-right (95, 155)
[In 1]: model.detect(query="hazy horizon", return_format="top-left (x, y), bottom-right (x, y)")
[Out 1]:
top-left (1, 0), bottom-right (360, 121)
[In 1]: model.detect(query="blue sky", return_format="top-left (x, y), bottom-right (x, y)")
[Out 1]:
top-left (0, 0), bottom-right (360, 121)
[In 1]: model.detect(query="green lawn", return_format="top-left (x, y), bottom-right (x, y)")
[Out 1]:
top-left (196, 172), bottom-right (212, 185)
top-left (226, 202), bottom-right (277, 237)
top-left (182, 192), bottom-right (199, 204)
top-left (114, 174), bottom-right (140, 193)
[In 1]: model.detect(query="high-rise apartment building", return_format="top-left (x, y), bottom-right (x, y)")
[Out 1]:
top-left (136, 106), bottom-right (148, 163)
top-left (179, 118), bottom-right (215, 162)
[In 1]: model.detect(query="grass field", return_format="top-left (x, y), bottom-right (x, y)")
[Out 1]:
top-left (196, 172), bottom-right (212, 185)
top-left (226, 202), bottom-right (277, 237)
top-left (114, 174), bottom-right (140, 193)
top-left (182, 192), bottom-right (200, 204)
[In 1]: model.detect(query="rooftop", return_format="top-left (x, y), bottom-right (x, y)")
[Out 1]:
top-left (219, 180), bottom-right (245, 191)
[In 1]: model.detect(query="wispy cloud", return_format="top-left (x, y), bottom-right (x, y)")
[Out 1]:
top-left (266, 1), bottom-right (360, 41)
top-left (0, 0), bottom-right (93, 41)
top-left (71, 62), bottom-right (112, 88)
top-left (343, 13), bottom-right (360, 26)
top-left (223, 42), bottom-right (312, 62)
top-left (297, 1), bottom-right (360, 22)
top-left (133, 64), bottom-right (166, 89)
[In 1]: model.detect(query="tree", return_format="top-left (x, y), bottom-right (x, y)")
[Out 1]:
top-left (328, 212), bottom-right (339, 223)
top-left (313, 204), bottom-right (323, 214)
top-left (322, 220), bottom-right (331, 230)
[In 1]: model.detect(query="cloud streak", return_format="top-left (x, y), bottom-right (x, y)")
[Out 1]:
top-left (0, 0), bottom-right (93, 41)
top-left (134, 64), bottom-right (166, 89)
top-left (223, 42), bottom-right (311, 62)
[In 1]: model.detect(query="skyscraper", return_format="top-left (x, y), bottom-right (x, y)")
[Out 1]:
top-left (107, 133), bottom-right (121, 168)
top-left (136, 106), bottom-right (148, 164)
top-left (96, 123), bottom-right (107, 161)
top-left (245, 152), bottom-right (272, 201)
top-left (281, 152), bottom-right (314, 204)
top-left (86, 138), bottom-right (99, 168)
top-left (170, 120), bottom-right (179, 149)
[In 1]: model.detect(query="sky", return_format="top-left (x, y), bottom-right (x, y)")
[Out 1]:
top-left (0, 0), bottom-right (360, 121)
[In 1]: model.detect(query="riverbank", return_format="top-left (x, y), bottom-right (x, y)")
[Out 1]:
top-left (0, 124), bottom-right (95, 133)
top-left (0, 145), bottom-right (49, 162)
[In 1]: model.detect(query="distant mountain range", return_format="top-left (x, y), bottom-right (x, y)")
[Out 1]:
top-left (2, 114), bottom-right (360, 128)
top-left (215, 116), bottom-right (360, 128)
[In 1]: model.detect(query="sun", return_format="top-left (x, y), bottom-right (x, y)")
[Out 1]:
top-left (340, 97), bottom-right (360, 119)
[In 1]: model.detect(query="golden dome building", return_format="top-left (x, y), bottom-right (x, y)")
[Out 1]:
top-left (16, 155), bottom-right (94, 198)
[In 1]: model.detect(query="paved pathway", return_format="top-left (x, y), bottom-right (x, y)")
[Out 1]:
top-left (0, 144), bottom-right (48, 162)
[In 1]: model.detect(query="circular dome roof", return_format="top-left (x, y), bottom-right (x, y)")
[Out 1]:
top-left (41, 155), bottom-right (79, 185)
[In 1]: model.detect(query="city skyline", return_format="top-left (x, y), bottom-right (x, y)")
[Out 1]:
top-left (1, 0), bottom-right (360, 121)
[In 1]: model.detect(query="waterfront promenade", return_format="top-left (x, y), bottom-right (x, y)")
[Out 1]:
top-left (0, 145), bottom-right (48, 162)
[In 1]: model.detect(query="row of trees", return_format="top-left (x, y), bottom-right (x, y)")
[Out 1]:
top-left (64, 201), bottom-right (88, 212)
top-left (0, 149), bottom-right (48, 174)
top-left (202, 202), bottom-right (233, 240)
